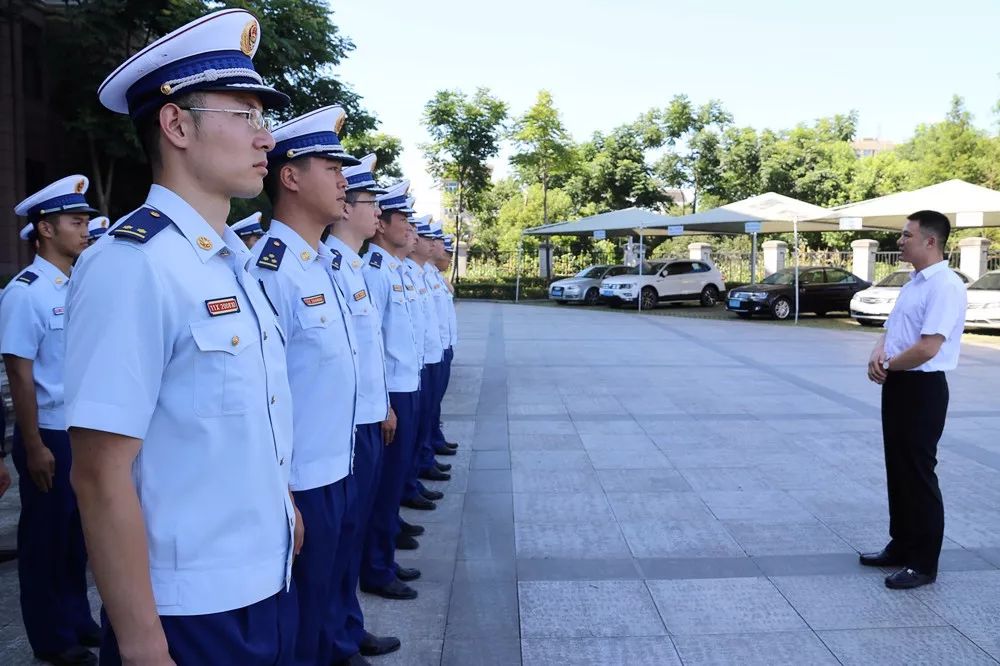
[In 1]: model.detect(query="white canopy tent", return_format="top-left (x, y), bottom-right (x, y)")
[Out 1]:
top-left (807, 179), bottom-right (1000, 230)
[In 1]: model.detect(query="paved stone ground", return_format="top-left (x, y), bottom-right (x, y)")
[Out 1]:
top-left (2, 300), bottom-right (1000, 664)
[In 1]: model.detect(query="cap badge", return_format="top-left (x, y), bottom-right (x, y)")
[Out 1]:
top-left (240, 20), bottom-right (258, 56)
top-left (75, 179), bottom-right (85, 194)
top-left (197, 236), bottom-right (213, 250)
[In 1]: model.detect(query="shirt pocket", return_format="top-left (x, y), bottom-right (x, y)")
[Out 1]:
top-left (295, 307), bottom-right (342, 363)
top-left (190, 318), bottom-right (260, 417)
top-left (48, 314), bottom-right (66, 331)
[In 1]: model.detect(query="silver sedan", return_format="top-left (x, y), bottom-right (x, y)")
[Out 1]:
top-left (549, 265), bottom-right (629, 305)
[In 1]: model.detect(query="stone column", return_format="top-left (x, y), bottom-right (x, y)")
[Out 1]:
top-left (959, 237), bottom-right (990, 280)
top-left (456, 242), bottom-right (468, 277)
top-left (538, 243), bottom-right (553, 279)
top-left (762, 240), bottom-right (787, 276)
top-left (851, 239), bottom-right (878, 283)
top-left (688, 242), bottom-right (712, 263)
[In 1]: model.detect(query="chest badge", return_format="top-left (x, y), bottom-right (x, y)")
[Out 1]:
top-left (353, 289), bottom-right (367, 302)
top-left (302, 294), bottom-right (326, 307)
top-left (205, 296), bottom-right (240, 316)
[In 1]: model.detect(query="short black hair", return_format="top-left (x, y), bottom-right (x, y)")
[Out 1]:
top-left (135, 92), bottom-right (205, 167)
top-left (907, 209), bottom-right (951, 247)
top-left (345, 189), bottom-right (365, 205)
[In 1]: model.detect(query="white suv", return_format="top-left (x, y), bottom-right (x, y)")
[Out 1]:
top-left (600, 259), bottom-right (726, 309)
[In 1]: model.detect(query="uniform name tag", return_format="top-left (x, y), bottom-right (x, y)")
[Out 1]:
top-left (432, 283), bottom-right (440, 289)
top-left (205, 296), bottom-right (240, 316)
top-left (392, 284), bottom-right (403, 292)
top-left (353, 289), bottom-right (367, 302)
top-left (52, 306), bottom-right (65, 315)
top-left (302, 294), bottom-right (326, 307)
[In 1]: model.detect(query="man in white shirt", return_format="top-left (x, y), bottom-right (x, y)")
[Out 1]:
top-left (863, 209), bottom-right (967, 590)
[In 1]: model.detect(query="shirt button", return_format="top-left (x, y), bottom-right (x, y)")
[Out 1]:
top-left (231, 335), bottom-right (240, 347)
top-left (271, 395), bottom-right (277, 404)
top-left (321, 316), bottom-right (327, 323)
top-left (264, 331), bottom-right (269, 341)
top-left (279, 457), bottom-right (285, 465)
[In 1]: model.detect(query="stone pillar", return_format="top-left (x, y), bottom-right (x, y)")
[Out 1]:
top-left (762, 240), bottom-right (787, 276)
top-left (851, 239), bottom-right (878, 283)
top-left (456, 242), bottom-right (468, 277)
top-left (538, 243), bottom-right (553, 279)
top-left (959, 237), bottom-right (990, 280)
top-left (688, 242), bottom-right (712, 263)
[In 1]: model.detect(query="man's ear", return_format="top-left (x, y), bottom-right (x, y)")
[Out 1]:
top-left (279, 163), bottom-right (300, 193)
top-left (35, 218), bottom-right (56, 240)
top-left (159, 103), bottom-right (196, 151)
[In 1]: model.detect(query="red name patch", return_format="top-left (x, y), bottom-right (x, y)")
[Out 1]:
top-left (205, 296), bottom-right (240, 317)
top-left (302, 294), bottom-right (326, 307)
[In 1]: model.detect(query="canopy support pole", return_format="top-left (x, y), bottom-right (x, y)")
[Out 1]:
top-left (793, 217), bottom-right (800, 324)
top-left (637, 225), bottom-right (645, 312)
top-left (750, 231), bottom-right (758, 285)
top-left (515, 236), bottom-right (524, 303)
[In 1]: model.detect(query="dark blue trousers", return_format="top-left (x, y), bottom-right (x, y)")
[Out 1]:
top-left (333, 422), bottom-right (384, 661)
top-left (432, 346), bottom-right (454, 447)
top-left (12, 427), bottom-right (97, 655)
top-left (361, 391), bottom-right (419, 588)
top-left (403, 365), bottom-right (435, 502)
top-left (99, 587), bottom-right (298, 665)
top-left (292, 478), bottom-right (348, 666)
top-left (414, 361), bottom-right (445, 475)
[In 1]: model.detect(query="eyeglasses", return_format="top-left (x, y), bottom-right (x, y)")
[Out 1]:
top-left (351, 200), bottom-right (381, 209)
top-left (179, 107), bottom-right (273, 132)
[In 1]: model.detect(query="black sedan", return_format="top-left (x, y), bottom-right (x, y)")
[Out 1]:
top-left (726, 266), bottom-right (870, 320)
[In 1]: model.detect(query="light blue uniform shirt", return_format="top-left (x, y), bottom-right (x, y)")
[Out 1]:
top-left (362, 244), bottom-right (420, 393)
top-left (251, 221), bottom-right (358, 488)
top-left (406, 258), bottom-right (443, 365)
top-left (63, 185), bottom-right (295, 617)
top-left (399, 262), bottom-right (425, 369)
top-left (425, 263), bottom-right (452, 351)
top-left (0, 256), bottom-right (71, 429)
top-left (325, 236), bottom-right (389, 425)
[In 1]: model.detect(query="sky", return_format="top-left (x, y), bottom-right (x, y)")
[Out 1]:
top-left (330, 0), bottom-right (1000, 216)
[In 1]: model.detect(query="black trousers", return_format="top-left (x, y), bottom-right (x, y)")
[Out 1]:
top-left (881, 370), bottom-right (948, 576)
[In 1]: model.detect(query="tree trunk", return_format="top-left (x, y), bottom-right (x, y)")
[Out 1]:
top-left (542, 171), bottom-right (549, 227)
top-left (452, 182), bottom-right (462, 284)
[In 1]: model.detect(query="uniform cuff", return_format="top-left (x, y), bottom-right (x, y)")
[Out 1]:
top-left (66, 399), bottom-right (152, 440)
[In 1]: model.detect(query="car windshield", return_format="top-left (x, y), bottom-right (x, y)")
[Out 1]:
top-left (760, 269), bottom-right (802, 286)
top-left (877, 271), bottom-right (911, 287)
top-left (576, 266), bottom-right (607, 278)
top-left (621, 262), bottom-right (663, 276)
top-left (969, 273), bottom-right (1000, 290)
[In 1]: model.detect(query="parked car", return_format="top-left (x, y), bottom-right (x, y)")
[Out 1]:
top-left (549, 264), bottom-right (629, 305)
top-left (851, 268), bottom-right (971, 327)
top-left (726, 266), bottom-right (870, 320)
top-left (599, 259), bottom-right (726, 309)
top-left (965, 270), bottom-right (1000, 331)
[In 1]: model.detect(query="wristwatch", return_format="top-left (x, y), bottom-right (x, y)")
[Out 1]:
top-left (882, 357), bottom-right (892, 371)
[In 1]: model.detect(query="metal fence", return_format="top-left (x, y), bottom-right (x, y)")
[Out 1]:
top-left (988, 252), bottom-right (1000, 272)
top-left (464, 251), bottom-right (610, 280)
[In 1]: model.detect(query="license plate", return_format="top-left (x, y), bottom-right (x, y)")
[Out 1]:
top-left (552, 287), bottom-right (563, 295)
top-left (600, 288), bottom-right (613, 296)
top-left (728, 298), bottom-right (743, 309)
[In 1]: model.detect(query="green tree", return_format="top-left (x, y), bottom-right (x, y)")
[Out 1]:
top-left (46, 0), bottom-right (374, 218)
top-left (896, 96), bottom-right (996, 188)
top-left (341, 132), bottom-right (404, 181)
top-left (495, 184), bottom-right (575, 255)
top-left (510, 90), bottom-right (577, 229)
top-left (421, 88), bottom-right (508, 280)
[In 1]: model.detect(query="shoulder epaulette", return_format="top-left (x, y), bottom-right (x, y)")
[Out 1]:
top-left (369, 252), bottom-right (382, 269)
top-left (331, 249), bottom-right (342, 271)
top-left (109, 208), bottom-right (170, 243)
top-left (256, 238), bottom-right (287, 271)
top-left (14, 270), bottom-right (38, 285)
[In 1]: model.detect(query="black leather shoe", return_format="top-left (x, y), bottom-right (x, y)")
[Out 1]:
top-left (436, 462), bottom-right (452, 472)
top-left (395, 533), bottom-right (419, 550)
top-left (359, 632), bottom-right (401, 657)
top-left (443, 439), bottom-right (459, 449)
top-left (335, 654), bottom-right (370, 666)
top-left (434, 446), bottom-right (457, 456)
top-left (35, 646), bottom-right (97, 666)
top-left (885, 568), bottom-right (935, 589)
top-left (0, 548), bottom-right (17, 563)
top-left (78, 626), bottom-right (102, 648)
top-left (401, 495), bottom-right (436, 511)
top-left (420, 488), bottom-right (444, 501)
top-left (400, 520), bottom-right (425, 536)
top-left (859, 548), bottom-right (905, 568)
top-left (419, 467), bottom-right (451, 481)
top-left (361, 578), bottom-right (418, 600)
top-left (396, 566), bottom-right (421, 582)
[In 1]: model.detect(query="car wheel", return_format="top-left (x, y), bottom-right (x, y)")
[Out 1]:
top-left (771, 297), bottom-right (792, 320)
top-left (699, 284), bottom-right (720, 307)
top-left (639, 287), bottom-right (657, 311)
top-left (736, 312), bottom-right (752, 319)
top-left (857, 318), bottom-right (879, 327)
top-left (584, 288), bottom-right (600, 305)
top-left (814, 310), bottom-right (827, 318)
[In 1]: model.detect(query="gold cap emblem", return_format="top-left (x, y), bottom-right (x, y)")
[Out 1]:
top-left (231, 335), bottom-right (240, 347)
top-left (74, 179), bottom-right (86, 194)
top-left (240, 20), bottom-right (258, 56)
top-left (333, 112), bottom-right (346, 134)
top-left (160, 83), bottom-right (172, 95)
top-left (197, 236), bottom-right (213, 250)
